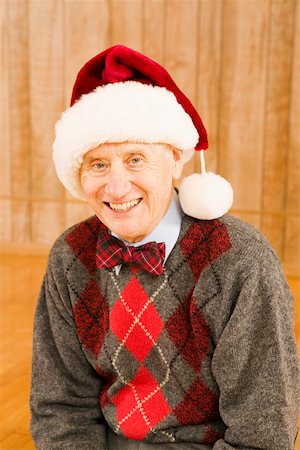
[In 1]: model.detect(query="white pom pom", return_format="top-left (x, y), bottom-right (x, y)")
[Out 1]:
top-left (178, 172), bottom-right (234, 220)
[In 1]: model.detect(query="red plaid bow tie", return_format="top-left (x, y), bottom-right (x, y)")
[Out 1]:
top-left (96, 232), bottom-right (166, 276)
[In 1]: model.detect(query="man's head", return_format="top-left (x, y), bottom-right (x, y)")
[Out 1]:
top-left (52, 45), bottom-right (233, 221)
top-left (52, 45), bottom-right (205, 200)
top-left (80, 142), bottom-right (183, 242)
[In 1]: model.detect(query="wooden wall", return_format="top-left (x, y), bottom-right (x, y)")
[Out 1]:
top-left (0, 0), bottom-right (299, 276)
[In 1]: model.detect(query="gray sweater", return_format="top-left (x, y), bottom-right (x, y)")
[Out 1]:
top-left (30, 214), bottom-right (300, 449)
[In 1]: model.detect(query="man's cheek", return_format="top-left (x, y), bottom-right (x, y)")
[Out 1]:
top-left (82, 176), bottom-right (103, 196)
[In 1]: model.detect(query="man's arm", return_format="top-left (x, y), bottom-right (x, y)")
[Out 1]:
top-left (30, 252), bottom-right (107, 450)
top-left (211, 244), bottom-right (299, 449)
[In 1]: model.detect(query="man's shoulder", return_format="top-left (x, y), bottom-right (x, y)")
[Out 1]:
top-left (49, 215), bottom-right (103, 264)
top-left (180, 215), bottom-right (284, 297)
top-left (184, 213), bottom-right (277, 265)
top-left (219, 214), bottom-right (269, 246)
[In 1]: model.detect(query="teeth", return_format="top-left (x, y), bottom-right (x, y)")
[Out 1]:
top-left (109, 199), bottom-right (140, 211)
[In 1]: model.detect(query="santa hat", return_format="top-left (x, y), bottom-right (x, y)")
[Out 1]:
top-left (53, 44), bottom-right (233, 220)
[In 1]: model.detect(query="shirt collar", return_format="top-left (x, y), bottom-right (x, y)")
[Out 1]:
top-left (112, 190), bottom-right (183, 270)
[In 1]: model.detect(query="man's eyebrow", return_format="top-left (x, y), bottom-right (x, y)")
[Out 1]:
top-left (82, 155), bottom-right (105, 163)
top-left (124, 149), bottom-right (148, 156)
top-left (82, 149), bottom-right (147, 164)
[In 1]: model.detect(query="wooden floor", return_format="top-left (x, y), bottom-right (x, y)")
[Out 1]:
top-left (0, 253), bottom-right (299, 450)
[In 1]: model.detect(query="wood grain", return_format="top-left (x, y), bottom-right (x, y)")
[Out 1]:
top-left (219, 0), bottom-right (269, 214)
top-left (7, 1), bottom-right (31, 198)
top-left (284, 216), bottom-right (300, 278)
top-left (284, 0), bottom-right (300, 274)
top-left (110, 0), bottom-right (143, 50)
top-left (261, 0), bottom-right (295, 260)
top-left (29, 0), bottom-right (65, 200)
top-left (1, 3), bottom-right (32, 244)
top-left (286, 0), bottom-right (300, 214)
top-left (11, 200), bottom-right (31, 244)
top-left (65, 201), bottom-right (94, 230)
top-left (262, 0), bottom-right (294, 214)
top-left (0, 0), bottom-right (11, 198)
top-left (31, 201), bottom-right (64, 245)
top-left (0, 254), bottom-right (48, 450)
top-left (64, 0), bottom-right (110, 106)
top-left (0, 199), bottom-right (12, 242)
top-left (197, 0), bottom-right (223, 173)
top-left (143, 0), bottom-right (164, 64)
top-left (165, 0), bottom-right (198, 180)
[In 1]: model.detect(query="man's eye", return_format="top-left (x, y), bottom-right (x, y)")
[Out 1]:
top-left (129, 157), bottom-right (144, 167)
top-left (91, 161), bottom-right (106, 170)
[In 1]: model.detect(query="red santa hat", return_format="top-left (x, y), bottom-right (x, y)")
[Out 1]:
top-left (53, 44), bottom-right (233, 220)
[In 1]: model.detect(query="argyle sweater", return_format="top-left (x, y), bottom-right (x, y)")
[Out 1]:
top-left (30, 214), bottom-right (300, 450)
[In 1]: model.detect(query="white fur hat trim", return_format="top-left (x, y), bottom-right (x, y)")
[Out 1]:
top-left (53, 81), bottom-right (197, 199)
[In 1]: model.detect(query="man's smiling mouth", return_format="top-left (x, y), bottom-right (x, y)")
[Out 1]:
top-left (104, 198), bottom-right (142, 212)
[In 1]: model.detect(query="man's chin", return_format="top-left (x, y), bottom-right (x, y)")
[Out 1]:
top-left (112, 227), bottom-right (146, 243)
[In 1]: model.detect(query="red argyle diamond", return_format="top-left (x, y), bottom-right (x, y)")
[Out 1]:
top-left (166, 294), bottom-right (210, 371)
top-left (65, 216), bottom-right (105, 276)
top-left (110, 278), bottom-right (163, 362)
top-left (112, 366), bottom-right (171, 440)
top-left (73, 279), bottom-right (109, 357)
top-left (180, 220), bottom-right (231, 280)
top-left (174, 376), bottom-right (219, 425)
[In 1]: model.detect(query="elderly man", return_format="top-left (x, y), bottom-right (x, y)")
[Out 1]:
top-left (30, 45), bottom-right (299, 450)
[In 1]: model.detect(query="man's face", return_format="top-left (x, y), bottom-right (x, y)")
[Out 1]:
top-left (80, 142), bottom-right (183, 242)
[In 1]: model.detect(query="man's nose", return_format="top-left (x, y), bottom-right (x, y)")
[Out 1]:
top-left (104, 164), bottom-right (131, 198)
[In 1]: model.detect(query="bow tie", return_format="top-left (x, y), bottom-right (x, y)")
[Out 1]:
top-left (96, 232), bottom-right (166, 276)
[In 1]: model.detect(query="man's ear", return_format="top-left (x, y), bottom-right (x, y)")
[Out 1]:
top-left (172, 147), bottom-right (184, 180)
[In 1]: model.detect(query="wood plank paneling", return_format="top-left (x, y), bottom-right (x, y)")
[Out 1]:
top-left (31, 201), bottom-right (64, 245)
top-left (29, 0), bottom-right (65, 201)
top-left (284, 0), bottom-right (300, 275)
top-left (11, 200), bottom-right (31, 244)
top-left (64, 0), bottom-right (110, 106)
top-left (0, 1), bottom-right (11, 199)
top-left (262, 0), bottom-right (294, 214)
top-left (219, 0), bottom-right (269, 214)
top-left (110, 0), bottom-right (143, 50)
top-left (143, 0), bottom-right (164, 64)
top-left (0, 253), bottom-right (48, 450)
top-left (286, 0), bottom-right (300, 216)
top-left (65, 201), bottom-right (94, 230)
top-left (28, 1), bottom-right (65, 242)
top-left (6, 1), bottom-right (31, 244)
top-left (165, 0), bottom-right (198, 103)
top-left (165, 0), bottom-right (198, 180)
top-left (0, 199), bottom-right (12, 242)
top-left (284, 217), bottom-right (300, 277)
top-left (197, 0), bottom-right (223, 173)
top-left (261, 0), bottom-right (295, 260)
top-left (7, 1), bottom-right (31, 199)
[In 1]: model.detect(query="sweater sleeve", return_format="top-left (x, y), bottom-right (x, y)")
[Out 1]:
top-left (211, 244), bottom-right (299, 450)
top-left (30, 248), bottom-right (108, 450)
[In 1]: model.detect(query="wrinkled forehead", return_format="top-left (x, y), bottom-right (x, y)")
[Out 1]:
top-left (82, 142), bottom-right (174, 160)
